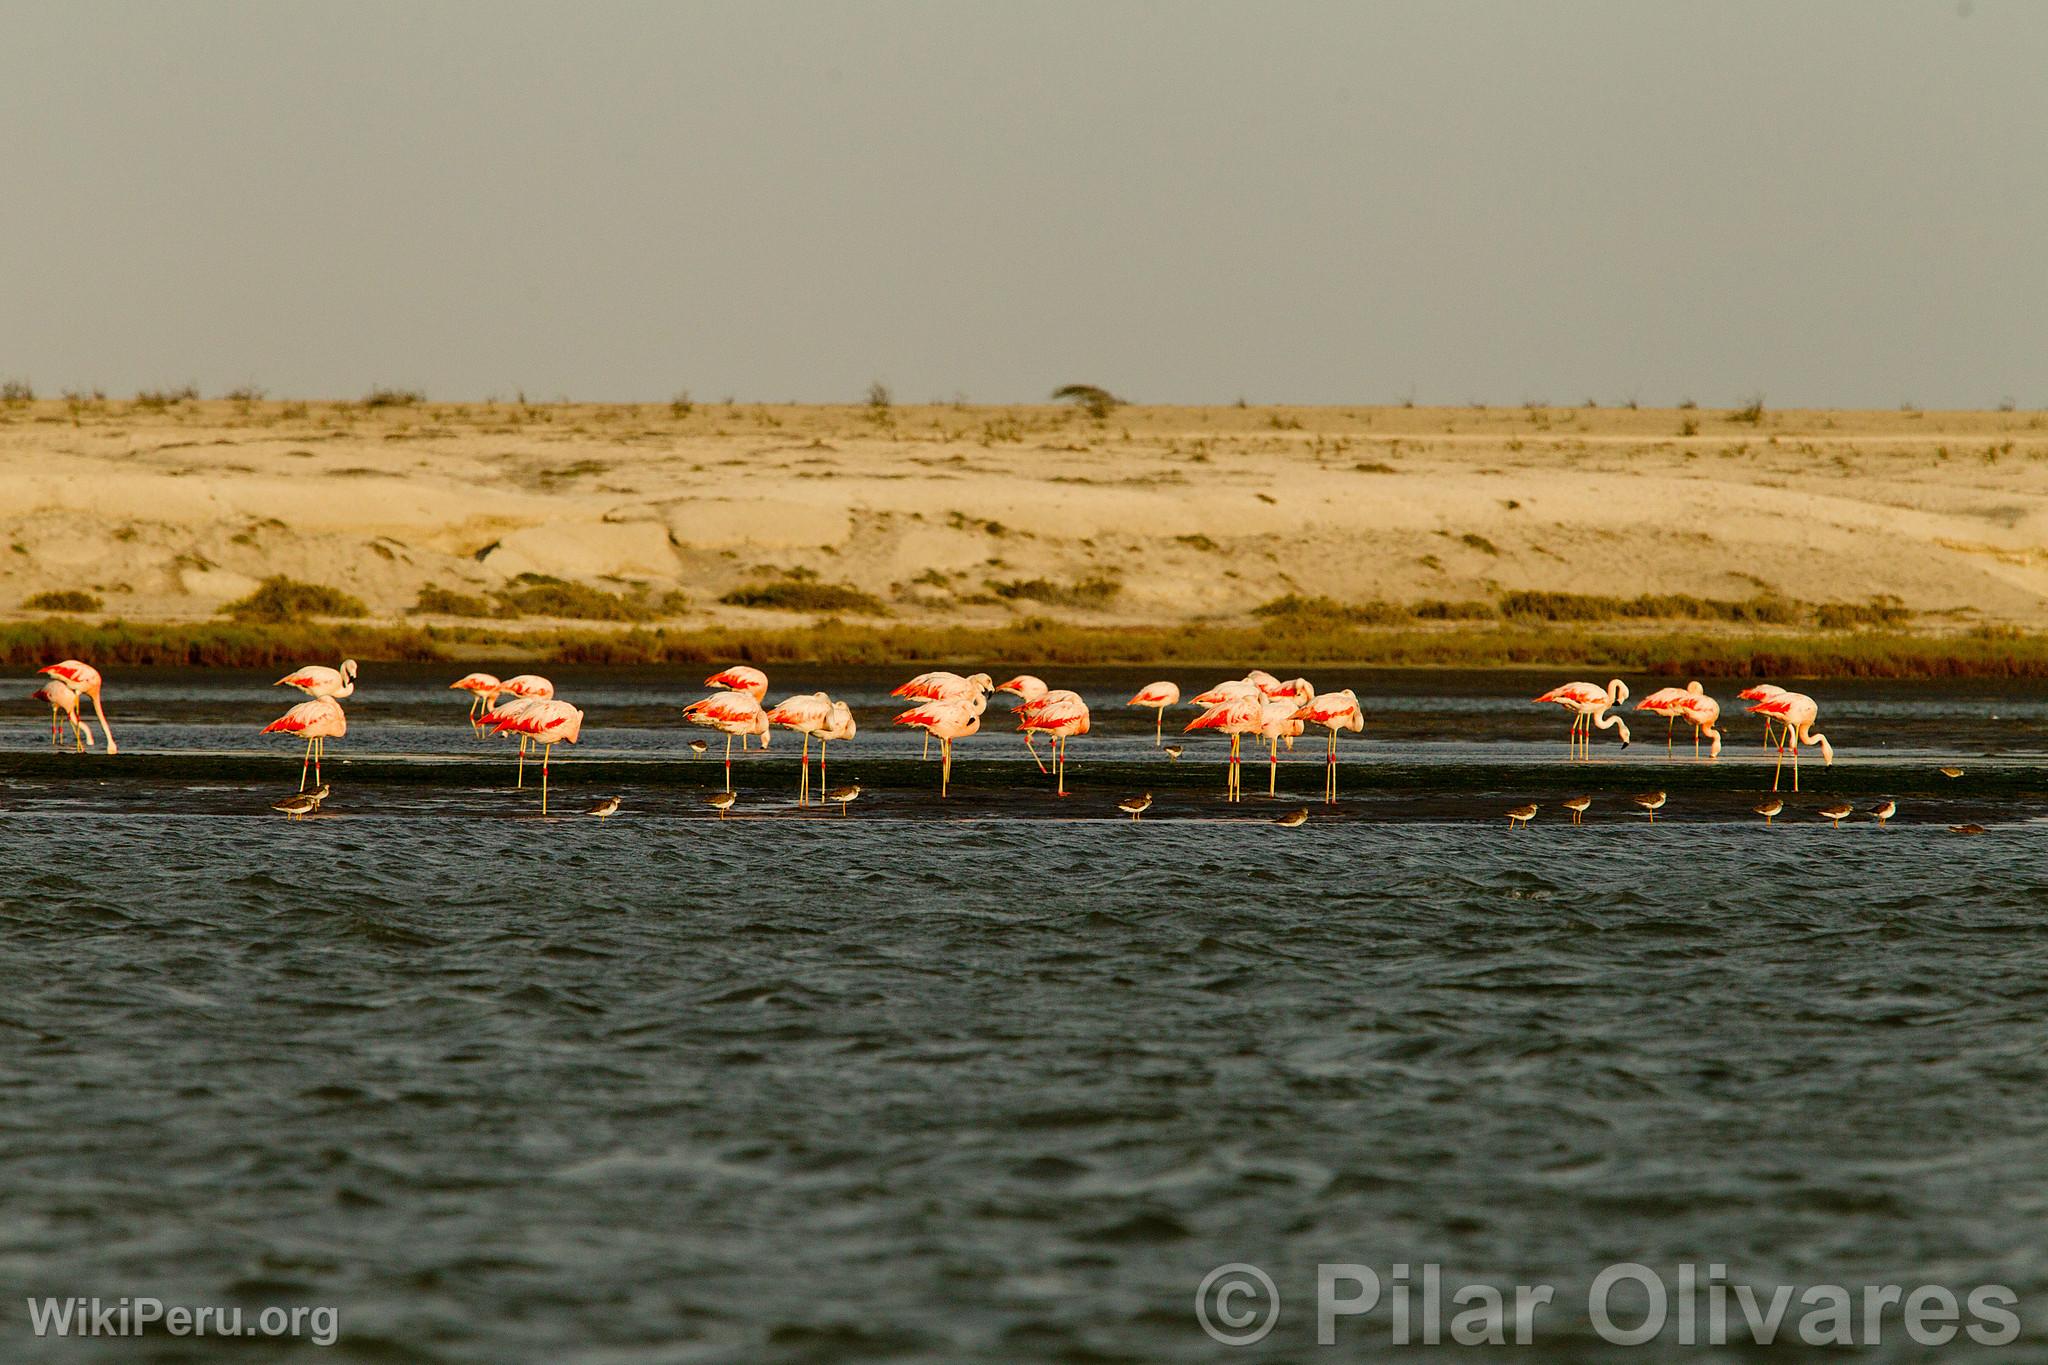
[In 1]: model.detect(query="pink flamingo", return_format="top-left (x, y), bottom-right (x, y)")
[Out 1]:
top-left (1185, 693), bottom-right (1263, 801)
top-left (707, 666), bottom-right (770, 749)
top-left (31, 680), bottom-right (95, 751)
top-left (892, 671), bottom-right (992, 758)
top-left (1191, 678), bottom-right (1262, 707)
top-left (765, 691), bottom-right (835, 804)
top-left (1128, 681), bottom-right (1181, 745)
top-left (995, 675), bottom-right (1052, 770)
top-left (263, 697), bottom-right (346, 791)
top-left (482, 698), bottom-right (584, 813)
top-left (816, 700), bottom-right (856, 793)
top-left (492, 676), bottom-right (556, 777)
top-left (1018, 690), bottom-right (1091, 796)
top-left (894, 697), bottom-right (981, 797)
top-left (1533, 679), bottom-right (1630, 759)
top-left (684, 690), bottom-right (771, 791)
top-left (1750, 691), bottom-right (1832, 792)
top-left (1253, 694), bottom-right (1306, 796)
top-left (276, 659), bottom-right (358, 700)
top-left (1675, 694), bottom-right (1723, 759)
top-left (450, 672), bottom-right (503, 732)
top-left (1635, 681), bottom-right (1704, 753)
top-left (1301, 688), bottom-right (1364, 802)
top-left (37, 661), bottom-right (117, 755)
top-left (1739, 684), bottom-right (1787, 747)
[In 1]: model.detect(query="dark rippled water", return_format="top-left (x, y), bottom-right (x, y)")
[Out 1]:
top-left (4, 669), bottom-right (2046, 1361)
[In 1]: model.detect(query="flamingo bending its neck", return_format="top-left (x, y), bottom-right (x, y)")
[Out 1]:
top-left (1128, 681), bottom-right (1181, 746)
top-left (1017, 690), bottom-right (1090, 796)
top-left (1534, 679), bottom-right (1630, 759)
top-left (1301, 688), bottom-right (1363, 803)
top-left (996, 675), bottom-right (1052, 770)
top-left (1738, 684), bottom-right (1787, 748)
top-left (1635, 680), bottom-right (1704, 754)
top-left (37, 661), bottom-right (117, 755)
top-left (32, 680), bottom-right (95, 751)
top-left (450, 672), bottom-right (503, 733)
top-left (1750, 691), bottom-right (1832, 792)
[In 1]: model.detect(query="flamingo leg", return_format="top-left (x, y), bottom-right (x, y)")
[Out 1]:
top-left (518, 736), bottom-right (527, 789)
top-left (922, 730), bottom-right (931, 761)
top-left (941, 736), bottom-right (953, 798)
top-left (1792, 739), bottom-right (1801, 792)
top-left (1058, 736), bottom-right (1067, 797)
top-left (799, 733), bottom-right (811, 805)
top-left (1154, 708), bottom-right (1164, 746)
top-left (299, 735), bottom-right (312, 791)
top-left (1025, 732), bottom-right (1048, 774)
top-left (725, 733), bottom-right (735, 793)
top-left (1268, 738), bottom-right (1278, 797)
top-left (314, 736), bottom-right (323, 789)
top-left (1666, 715), bottom-right (1674, 754)
top-left (820, 739), bottom-right (828, 793)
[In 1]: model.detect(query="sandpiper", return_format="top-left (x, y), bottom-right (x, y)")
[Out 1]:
top-left (1117, 793), bottom-right (1153, 821)
top-left (272, 792), bottom-right (321, 821)
top-left (825, 783), bottom-right (860, 815)
top-left (705, 790), bottom-right (737, 819)
top-left (1817, 801), bottom-right (1854, 827)
top-left (1940, 766), bottom-right (1963, 778)
top-left (1631, 791), bottom-right (1667, 822)
top-left (1867, 798), bottom-right (1896, 824)
top-left (586, 796), bottom-right (621, 819)
top-left (1274, 807), bottom-right (1310, 828)
top-left (1754, 797), bottom-right (1784, 824)
top-left (1505, 803), bottom-right (1537, 828)
top-left (690, 739), bottom-right (709, 757)
top-left (1163, 745), bottom-right (1183, 761)
top-left (1562, 795), bottom-right (1592, 825)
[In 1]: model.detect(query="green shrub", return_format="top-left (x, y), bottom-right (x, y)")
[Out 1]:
top-left (720, 579), bottom-right (888, 615)
top-left (987, 576), bottom-right (1122, 610)
top-left (23, 589), bottom-right (102, 612)
top-left (219, 576), bottom-right (368, 623)
top-left (411, 585), bottom-right (497, 617)
top-left (363, 386), bottom-right (425, 408)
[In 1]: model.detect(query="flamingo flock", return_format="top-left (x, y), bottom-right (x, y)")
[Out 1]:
top-left (12, 657), bottom-right (1916, 827)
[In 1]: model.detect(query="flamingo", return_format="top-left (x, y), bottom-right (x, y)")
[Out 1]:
top-left (1749, 691), bottom-right (1832, 792)
top-left (1533, 679), bottom-right (1630, 758)
top-left (1185, 693), bottom-right (1263, 801)
top-left (450, 672), bottom-right (502, 733)
top-left (483, 698), bottom-right (584, 814)
top-left (1252, 694), bottom-right (1306, 797)
top-left (1128, 681), bottom-right (1181, 745)
top-left (892, 671), bottom-right (992, 758)
top-left (707, 665), bottom-right (770, 749)
top-left (1017, 690), bottom-right (1090, 796)
top-left (1635, 680), bottom-right (1703, 753)
top-left (765, 691), bottom-right (835, 804)
top-left (1674, 694), bottom-right (1722, 759)
top-left (893, 697), bottom-right (981, 797)
top-left (36, 661), bottom-right (117, 755)
top-left (263, 696), bottom-right (346, 791)
top-left (1301, 688), bottom-right (1363, 803)
top-left (816, 700), bottom-right (856, 792)
top-left (477, 694), bottom-right (549, 787)
top-left (277, 659), bottom-right (358, 700)
top-left (31, 680), bottom-right (95, 751)
top-left (683, 690), bottom-right (771, 791)
top-left (494, 676), bottom-right (556, 779)
top-left (995, 675), bottom-right (1052, 770)
top-left (1738, 684), bottom-right (1787, 748)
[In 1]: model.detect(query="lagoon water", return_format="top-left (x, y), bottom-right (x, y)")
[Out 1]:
top-left (3, 668), bottom-right (2046, 1360)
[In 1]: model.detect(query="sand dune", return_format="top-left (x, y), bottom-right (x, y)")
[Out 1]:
top-left (4, 397), bottom-right (2047, 629)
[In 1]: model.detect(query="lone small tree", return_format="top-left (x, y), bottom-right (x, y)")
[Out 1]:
top-left (1052, 383), bottom-right (1120, 421)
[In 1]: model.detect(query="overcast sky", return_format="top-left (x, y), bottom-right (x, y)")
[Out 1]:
top-left (3, 1), bottom-right (2041, 407)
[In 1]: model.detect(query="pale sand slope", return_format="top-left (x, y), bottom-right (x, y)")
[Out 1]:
top-left (3, 399), bottom-right (2047, 629)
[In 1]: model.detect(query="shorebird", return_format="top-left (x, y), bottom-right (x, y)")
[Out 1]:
top-left (36, 661), bottom-right (117, 755)
top-left (1754, 797), bottom-right (1784, 824)
top-left (1868, 799), bottom-right (1896, 824)
top-left (1950, 823), bottom-right (1987, 835)
top-left (683, 691), bottom-right (771, 792)
top-left (690, 739), bottom-right (708, 757)
top-left (1631, 790), bottom-right (1667, 822)
top-left (449, 672), bottom-right (502, 733)
top-left (1018, 690), bottom-right (1091, 796)
top-left (1940, 766), bottom-right (1963, 778)
top-left (825, 783), bottom-right (860, 815)
top-left (1274, 807), bottom-right (1310, 827)
top-left (1505, 803), bottom-right (1537, 828)
top-left (1117, 793), bottom-right (1153, 821)
top-left (1817, 801), bottom-right (1854, 827)
top-left (1562, 794), bottom-right (1592, 824)
top-left (1302, 688), bottom-right (1364, 803)
top-left (277, 659), bottom-right (357, 700)
top-left (1748, 691), bottom-right (1832, 792)
top-left (272, 791), bottom-right (321, 820)
top-left (586, 796), bottom-right (621, 819)
top-left (1163, 745), bottom-right (1183, 761)
top-left (1128, 681), bottom-right (1181, 745)
top-left (705, 790), bottom-right (737, 819)
top-left (262, 697), bottom-right (346, 791)
top-left (1534, 679), bottom-right (1630, 758)
top-left (482, 698), bottom-right (584, 813)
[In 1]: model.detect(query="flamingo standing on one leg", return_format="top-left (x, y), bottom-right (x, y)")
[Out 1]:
top-left (1185, 693), bottom-right (1262, 801)
top-left (450, 672), bottom-right (503, 733)
top-left (496, 675), bottom-right (556, 783)
top-left (1301, 688), bottom-right (1363, 803)
top-left (1750, 691), bottom-right (1833, 792)
top-left (263, 697), bottom-right (347, 791)
top-left (1675, 694), bottom-right (1723, 759)
top-left (31, 680), bottom-right (95, 751)
top-left (1253, 695), bottom-right (1307, 797)
top-left (482, 699), bottom-right (584, 814)
top-left (684, 690), bottom-right (771, 792)
top-left (893, 697), bottom-right (981, 797)
top-left (1739, 684), bottom-right (1787, 748)
top-left (277, 659), bottom-right (358, 701)
top-left (706, 666), bottom-right (770, 748)
top-left (765, 691), bottom-right (835, 804)
top-left (1129, 681), bottom-right (1181, 746)
top-left (892, 671), bottom-right (993, 759)
top-left (995, 675), bottom-right (1052, 771)
top-left (816, 700), bottom-right (856, 794)
top-left (1017, 690), bottom-right (1091, 796)
top-left (37, 661), bottom-right (117, 755)
top-left (1635, 681), bottom-right (1703, 755)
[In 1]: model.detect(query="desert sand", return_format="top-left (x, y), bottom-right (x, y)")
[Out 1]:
top-left (4, 396), bottom-right (2047, 631)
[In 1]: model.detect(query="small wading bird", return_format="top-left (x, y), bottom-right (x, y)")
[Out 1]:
top-left (1274, 807), bottom-right (1309, 827)
top-left (1128, 681), bottom-right (1181, 746)
top-left (705, 790), bottom-right (737, 820)
top-left (1019, 690), bottom-right (1092, 796)
top-left (1632, 790), bottom-right (1667, 822)
top-left (1747, 691), bottom-right (1833, 792)
top-left (31, 679), bottom-right (94, 751)
top-left (482, 699), bottom-right (583, 814)
top-left (1118, 793), bottom-right (1153, 821)
top-left (1940, 766), bottom-right (1963, 778)
top-left (449, 672), bottom-right (503, 733)
top-left (1869, 799), bottom-right (1896, 824)
top-left (1301, 688), bottom-right (1364, 803)
top-left (272, 783), bottom-right (332, 820)
top-left (1635, 680), bottom-right (1704, 753)
top-left (1817, 801), bottom-right (1854, 828)
top-left (825, 783), bottom-right (860, 815)
top-left (1563, 794), bottom-right (1591, 824)
top-left (262, 697), bottom-right (346, 791)
top-left (37, 661), bottom-right (117, 755)
top-left (892, 671), bottom-right (992, 759)
top-left (1533, 679), bottom-right (1630, 759)
top-left (1505, 803), bottom-right (1538, 828)
top-left (586, 796), bottom-right (621, 819)
top-left (893, 696), bottom-right (982, 798)
top-left (277, 659), bottom-right (357, 700)
top-left (1163, 745), bottom-right (1182, 761)
top-left (683, 691), bottom-right (770, 792)
top-left (995, 676), bottom-right (1052, 770)
top-left (765, 691), bottom-right (835, 804)
top-left (1754, 797), bottom-right (1784, 824)
top-left (689, 739), bottom-right (708, 757)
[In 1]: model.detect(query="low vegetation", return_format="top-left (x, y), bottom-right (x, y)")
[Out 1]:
top-left (362, 386), bottom-right (425, 408)
top-left (720, 575), bottom-right (888, 615)
top-left (22, 590), bottom-right (103, 612)
top-left (218, 577), bottom-right (368, 623)
top-left (411, 576), bottom-right (688, 621)
top-left (1052, 383), bottom-right (1121, 420)
top-left (988, 576), bottom-right (1122, 610)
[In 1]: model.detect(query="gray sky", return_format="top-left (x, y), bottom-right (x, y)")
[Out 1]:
top-left (3, 1), bottom-right (2041, 407)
